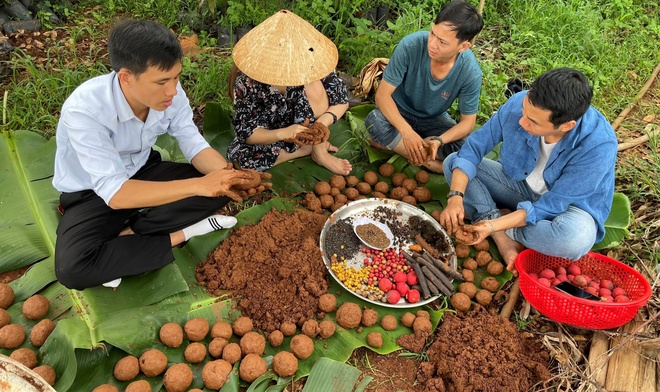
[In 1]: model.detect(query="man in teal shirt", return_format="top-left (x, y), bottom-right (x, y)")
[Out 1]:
top-left (365, 0), bottom-right (483, 172)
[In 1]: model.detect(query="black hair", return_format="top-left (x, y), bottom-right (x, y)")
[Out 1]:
top-left (527, 68), bottom-right (593, 127)
top-left (108, 19), bottom-right (183, 76)
top-left (434, 0), bottom-right (484, 42)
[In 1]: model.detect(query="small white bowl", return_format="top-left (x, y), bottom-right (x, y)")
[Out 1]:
top-left (352, 216), bottom-right (393, 250)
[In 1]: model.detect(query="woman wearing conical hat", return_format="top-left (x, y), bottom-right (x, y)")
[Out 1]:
top-left (227, 10), bottom-right (352, 175)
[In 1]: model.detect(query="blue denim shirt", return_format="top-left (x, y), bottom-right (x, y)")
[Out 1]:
top-left (447, 91), bottom-right (617, 242)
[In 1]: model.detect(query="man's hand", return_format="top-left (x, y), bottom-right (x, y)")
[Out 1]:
top-left (198, 169), bottom-right (255, 202)
top-left (426, 139), bottom-right (441, 161)
top-left (401, 131), bottom-right (427, 165)
top-left (439, 196), bottom-right (465, 235)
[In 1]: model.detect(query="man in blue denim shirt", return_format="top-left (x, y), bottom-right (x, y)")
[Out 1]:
top-left (440, 68), bottom-right (617, 273)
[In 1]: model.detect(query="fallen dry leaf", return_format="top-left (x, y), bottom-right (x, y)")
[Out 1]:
top-left (642, 114), bottom-right (655, 122)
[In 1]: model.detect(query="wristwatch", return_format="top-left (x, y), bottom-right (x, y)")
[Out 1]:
top-left (430, 136), bottom-right (445, 148)
top-left (447, 190), bottom-right (464, 199)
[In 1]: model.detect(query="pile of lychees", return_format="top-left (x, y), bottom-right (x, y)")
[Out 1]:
top-left (528, 264), bottom-right (629, 302)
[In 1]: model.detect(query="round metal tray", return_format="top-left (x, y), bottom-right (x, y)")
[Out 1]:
top-left (320, 198), bottom-right (456, 308)
top-left (0, 354), bottom-right (56, 392)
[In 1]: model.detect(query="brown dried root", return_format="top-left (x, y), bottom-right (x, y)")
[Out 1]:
top-left (287, 119), bottom-right (330, 146)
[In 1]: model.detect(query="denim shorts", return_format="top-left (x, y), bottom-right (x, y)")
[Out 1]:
top-left (365, 107), bottom-right (461, 160)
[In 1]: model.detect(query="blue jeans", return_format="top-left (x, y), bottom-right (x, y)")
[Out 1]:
top-left (443, 154), bottom-right (597, 260)
top-left (365, 107), bottom-right (463, 160)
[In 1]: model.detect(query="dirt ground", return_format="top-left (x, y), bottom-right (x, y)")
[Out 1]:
top-left (2, 21), bottom-right (659, 392)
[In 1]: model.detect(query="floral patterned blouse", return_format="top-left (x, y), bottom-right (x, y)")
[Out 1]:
top-left (227, 71), bottom-right (348, 171)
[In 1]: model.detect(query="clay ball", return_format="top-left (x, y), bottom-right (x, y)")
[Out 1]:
top-left (476, 251), bottom-right (492, 266)
top-left (240, 331), bottom-right (266, 355)
top-left (380, 315), bottom-right (397, 331)
top-left (163, 363), bottom-right (193, 392)
top-left (455, 243), bottom-right (470, 258)
top-left (22, 294), bottom-right (49, 320)
top-left (378, 163), bottom-right (395, 178)
top-left (481, 277), bottom-right (499, 292)
top-left (366, 332), bottom-right (383, 348)
top-left (139, 348), bottom-right (168, 377)
top-left (114, 356), bottom-right (140, 382)
top-left (473, 239), bottom-right (490, 252)
top-left (329, 175), bottom-right (346, 190)
top-left (268, 330), bottom-right (284, 347)
top-left (202, 360), bottom-right (232, 390)
top-left (319, 194), bottom-right (334, 209)
top-left (374, 181), bottom-right (389, 194)
top-left (361, 308), bottom-right (378, 327)
top-left (487, 261), bottom-right (505, 276)
top-left (32, 365), bottom-right (56, 386)
top-left (30, 318), bottom-right (56, 347)
top-left (290, 334), bottom-right (314, 359)
top-left (0, 324), bottom-right (26, 349)
top-left (10, 347), bottom-right (37, 369)
top-left (211, 321), bottom-right (233, 340)
top-left (184, 342), bottom-right (207, 363)
top-left (314, 181), bottom-right (331, 196)
top-left (401, 178), bottom-right (418, 193)
top-left (450, 293), bottom-right (472, 312)
top-left (391, 172), bottom-right (408, 187)
top-left (416, 310), bottom-right (430, 319)
top-left (301, 320), bottom-right (319, 338)
top-left (222, 342), bottom-right (242, 364)
top-left (412, 317), bottom-right (432, 333)
top-left (462, 269), bottom-right (475, 282)
top-left (363, 171), bottom-right (378, 185)
top-left (318, 294), bottom-right (337, 313)
top-left (389, 187), bottom-right (408, 200)
top-left (239, 353), bottom-right (268, 383)
top-left (318, 320), bottom-right (336, 339)
top-left (372, 191), bottom-right (387, 199)
top-left (462, 258), bottom-right (478, 270)
top-left (412, 187), bottom-right (432, 203)
top-left (336, 302), bottom-right (362, 329)
top-left (125, 380), bottom-right (150, 392)
top-left (414, 170), bottom-right (430, 184)
top-left (232, 316), bottom-right (253, 337)
top-left (159, 322), bottom-right (184, 348)
top-left (280, 321), bottom-right (297, 336)
top-left (402, 195), bottom-right (417, 206)
top-left (334, 194), bottom-right (348, 205)
top-left (209, 337), bottom-right (228, 358)
top-left (272, 351), bottom-right (298, 377)
top-left (305, 196), bottom-right (322, 212)
top-left (184, 318), bottom-right (209, 341)
top-left (344, 187), bottom-right (360, 200)
top-left (458, 282), bottom-right (478, 299)
top-left (400, 312), bottom-right (416, 328)
top-left (356, 182), bottom-right (371, 195)
top-left (0, 284), bottom-right (14, 309)
top-left (330, 187), bottom-right (340, 196)
top-left (0, 308), bottom-right (9, 328)
top-left (93, 385), bottom-right (119, 392)
top-left (345, 175), bottom-right (360, 187)
top-left (475, 289), bottom-right (493, 306)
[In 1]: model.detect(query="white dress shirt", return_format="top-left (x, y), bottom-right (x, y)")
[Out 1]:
top-left (53, 72), bottom-right (209, 205)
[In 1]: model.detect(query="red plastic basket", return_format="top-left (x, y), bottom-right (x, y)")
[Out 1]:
top-left (516, 250), bottom-right (652, 330)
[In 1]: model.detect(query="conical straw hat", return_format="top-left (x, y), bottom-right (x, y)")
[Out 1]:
top-left (232, 10), bottom-right (338, 86)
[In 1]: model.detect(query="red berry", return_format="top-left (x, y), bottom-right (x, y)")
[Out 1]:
top-left (393, 271), bottom-right (407, 283)
top-left (406, 289), bottom-right (420, 304)
top-left (528, 273), bottom-right (539, 280)
top-left (387, 289), bottom-right (401, 304)
top-left (567, 264), bottom-right (581, 276)
top-left (598, 288), bottom-right (611, 297)
top-left (539, 269), bottom-right (555, 279)
top-left (537, 278), bottom-right (551, 287)
top-left (396, 282), bottom-right (410, 296)
top-left (600, 280), bottom-right (614, 291)
top-left (406, 271), bottom-right (418, 286)
top-left (378, 278), bottom-right (392, 292)
top-left (555, 266), bottom-right (567, 276)
top-left (614, 295), bottom-right (630, 303)
top-left (612, 287), bottom-right (626, 297)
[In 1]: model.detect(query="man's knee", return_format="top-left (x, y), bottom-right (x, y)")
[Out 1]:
top-left (55, 245), bottom-right (96, 290)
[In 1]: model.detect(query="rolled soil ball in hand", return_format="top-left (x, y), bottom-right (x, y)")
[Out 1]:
top-left (455, 228), bottom-right (479, 244)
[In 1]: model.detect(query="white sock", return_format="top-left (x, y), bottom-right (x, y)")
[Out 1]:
top-left (182, 215), bottom-right (237, 241)
top-left (102, 278), bottom-right (122, 288)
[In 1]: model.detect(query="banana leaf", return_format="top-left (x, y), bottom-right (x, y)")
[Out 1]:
top-left (591, 192), bottom-right (631, 250)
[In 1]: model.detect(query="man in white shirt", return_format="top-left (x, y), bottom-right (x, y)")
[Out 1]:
top-left (52, 19), bottom-right (253, 290)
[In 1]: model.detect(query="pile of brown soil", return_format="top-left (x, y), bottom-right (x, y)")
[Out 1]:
top-left (196, 209), bottom-right (329, 332)
top-left (420, 308), bottom-right (551, 392)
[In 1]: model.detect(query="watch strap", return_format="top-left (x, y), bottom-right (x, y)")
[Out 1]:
top-left (447, 190), bottom-right (464, 199)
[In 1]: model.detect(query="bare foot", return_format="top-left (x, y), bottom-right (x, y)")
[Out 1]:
top-left (492, 231), bottom-right (525, 276)
top-left (423, 160), bottom-right (444, 173)
top-left (312, 149), bottom-right (352, 175)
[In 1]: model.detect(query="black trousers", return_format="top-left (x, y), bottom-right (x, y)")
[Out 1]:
top-left (54, 150), bottom-right (230, 290)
